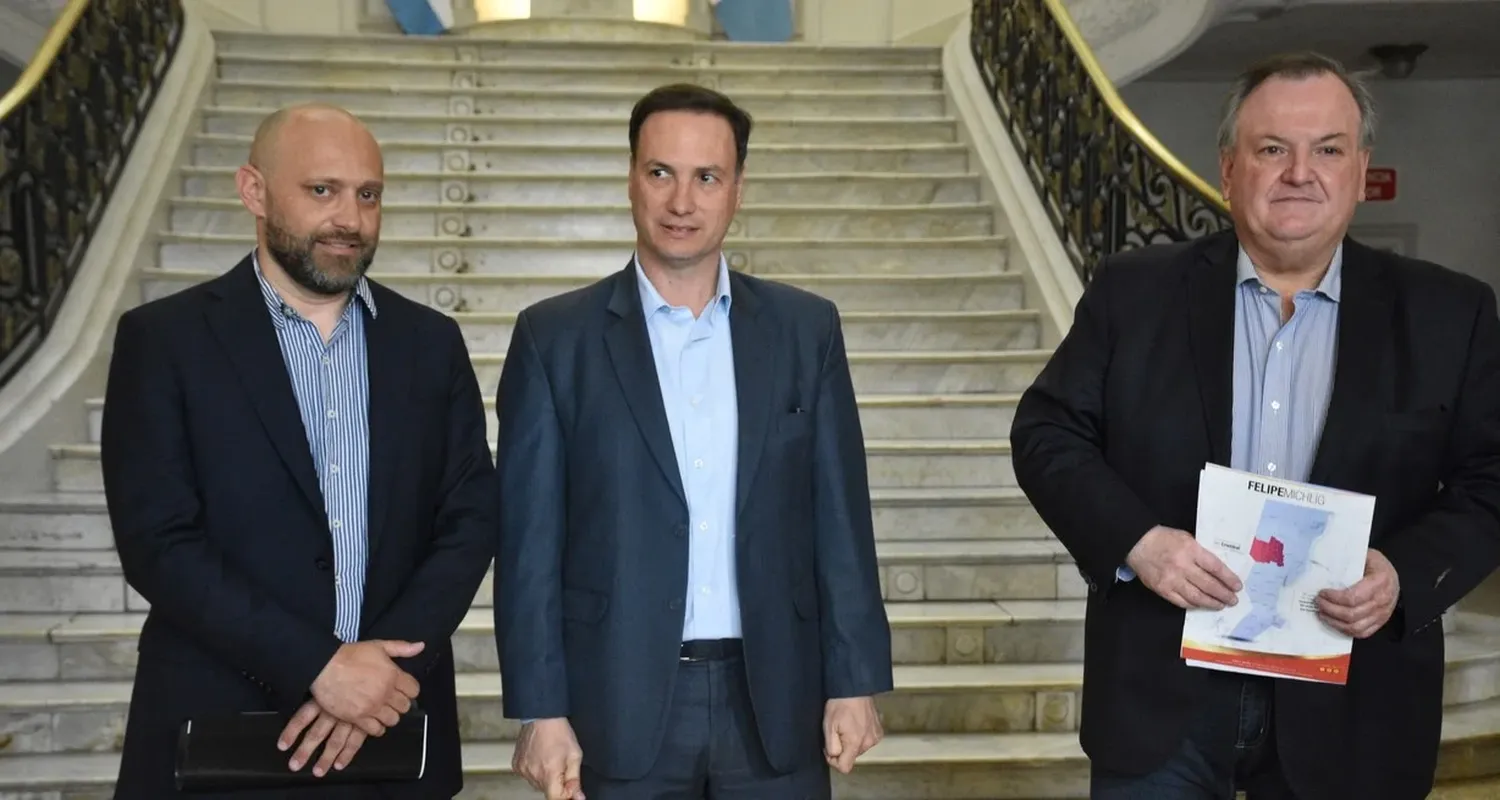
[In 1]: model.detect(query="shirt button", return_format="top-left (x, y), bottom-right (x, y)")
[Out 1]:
top-left (691, 396), bottom-right (701, 406)
top-left (701, 586), bottom-right (711, 595)
top-left (330, 464), bottom-right (340, 474)
top-left (322, 357), bottom-right (331, 365)
top-left (1275, 341), bottom-right (1284, 351)
top-left (1267, 463), bottom-right (1277, 473)
top-left (699, 521), bottom-right (709, 531)
top-left (334, 576), bottom-right (341, 586)
top-left (327, 409), bottom-right (337, 419)
top-left (1270, 401), bottom-right (1281, 411)
top-left (693, 458), bottom-right (704, 469)
top-left (331, 520), bottom-right (342, 529)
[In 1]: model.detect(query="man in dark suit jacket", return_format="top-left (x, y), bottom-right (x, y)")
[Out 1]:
top-left (1010, 53), bottom-right (1500, 799)
top-left (100, 104), bottom-right (495, 798)
top-left (492, 84), bottom-right (893, 800)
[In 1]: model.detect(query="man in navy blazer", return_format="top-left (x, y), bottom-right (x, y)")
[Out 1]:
top-left (100, 104), bottom-right (495, 798)
top-left (493, 84), bottom-right (894, 799)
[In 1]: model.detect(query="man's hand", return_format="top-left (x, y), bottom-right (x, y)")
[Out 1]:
top-left (1317, 548), bottom-right (1401, 639)
top-left (512, 718), bottom-right (584, 800)
top-left (1125, 526), bottom-right (1244, 610)
top-left (823, 697), bottom-right (883, 774)
top-left (309, 640), bottom-right (423, 736)
top-left (278, 700), bottom-right (367, 777)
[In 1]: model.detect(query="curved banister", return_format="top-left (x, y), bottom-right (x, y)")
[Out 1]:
top-left (970, 0), bottom-right (1233, 282)
top-left (0, 0), bottom-right (185, 387)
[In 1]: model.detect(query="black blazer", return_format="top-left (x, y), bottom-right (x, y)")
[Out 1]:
top-left (1010, 230), bottom-right (1500, 800)
top-left (100, 255), bottom-right (495, 799)
top-left (492, 263), bottom-right (894, 780)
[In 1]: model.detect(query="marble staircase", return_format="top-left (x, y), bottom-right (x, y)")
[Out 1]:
top-left (3, 29), bottom-right (1500, 799)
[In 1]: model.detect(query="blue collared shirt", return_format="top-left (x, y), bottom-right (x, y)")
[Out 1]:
top-left (1117, 245), bottom-right (1342, 582)
top-left (252, 251), bottom-right (374, 643)
top-left (634, 254), bottom-right (743, 641)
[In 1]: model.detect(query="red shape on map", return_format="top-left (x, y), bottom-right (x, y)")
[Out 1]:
top-left (1250, 536), bottom-right (1285, 567)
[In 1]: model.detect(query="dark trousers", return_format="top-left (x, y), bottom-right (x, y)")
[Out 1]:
top-left (581, 651), bottom-right (830, 799)
top-left (1090, 670), bottom-right (1300, 799)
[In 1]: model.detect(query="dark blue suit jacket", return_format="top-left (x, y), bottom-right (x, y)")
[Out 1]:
top-left (100, 255), bottom-right (495, 799)
top-left (493, 263), bottom-right (893, 780)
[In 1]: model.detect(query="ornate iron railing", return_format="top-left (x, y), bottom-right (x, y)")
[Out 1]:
top-left (971, 0), bottom-right (1232, 283)
top-left (0, 0), bottom-right (185, 386)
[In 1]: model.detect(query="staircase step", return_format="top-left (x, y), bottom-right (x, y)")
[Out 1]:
top-left (84, 392), bottom-right (1022, 447)
top-left (215, 54), bottom-right (943, 93)
top-left (156, 233), bottom-right (1011, 276)
top-left (0, 664), bottom-right (1088, 756)
top-left (167, 198), bottom-right (997, 241)
top-left (180, 166), bottom-right (982, 206)
top-left (0, 733), bottom-right (1087, 799)
top-left (0, 494), bottom-right (111, 551)
top-left (208, 31), bottom-right (943, 69)
top-left (459, 310), bottom-right (1033, 355)
top-left (199, 107), bottom-right (960, 146)
top-left (190, 133), bottom-right (970, 175)
top-left (862, 439), bottom-right (1014, 490)
top-left (83, 391), bottom-right (1022, 451)
top-left (49, 430), bottom-right (1031, 497)
top-left (0, 551), bottom-right (138, 614)
top-left (12, 700), bottom-right (1500, 800)
top-left (211, 80), bottom-right (950, 119)
top-left (0, 537), bottom-right (1075, 615)
top-left (0, 485), bottom-right (1047, 564)
top-left (141, 269), bottom-right (1027, 314)
top-left (0, 601), bottom-right (1083, 682)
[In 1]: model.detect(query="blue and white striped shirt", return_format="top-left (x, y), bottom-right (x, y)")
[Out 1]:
top-left (1117, 244), bottom-right (1341, 582)
top-left (253, 251), bottom-right (374, 643)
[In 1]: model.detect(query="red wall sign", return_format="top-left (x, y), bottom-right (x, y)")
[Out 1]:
top-left (1365, 167), bottom-right (1397, 202)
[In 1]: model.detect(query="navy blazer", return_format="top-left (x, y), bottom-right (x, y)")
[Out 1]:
top-left (1010, 230), bottom-right (1500, 800)
top-left (100, 255), bottom-right (495, 799)
top-left (492, 263), bottom-right (894, 780)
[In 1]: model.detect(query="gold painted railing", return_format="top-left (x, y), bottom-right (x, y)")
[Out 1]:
top-left (970, 0), bottom-right (1232, 282)
top-left (0, 0), bottom-right (185, 386)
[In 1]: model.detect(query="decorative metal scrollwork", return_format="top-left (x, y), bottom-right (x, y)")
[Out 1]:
top-left (0, 0), bottom-right (184, 386)
top-left (970, 0), bottom-right (1232, 283)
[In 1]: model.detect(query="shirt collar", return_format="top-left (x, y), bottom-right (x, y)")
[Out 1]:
top-left (251, 248), bottom-right (378, 326)
top-left (1236, 242), bottom-right (1342, 303)
top-left (633, 252), bottom-right (733, 317)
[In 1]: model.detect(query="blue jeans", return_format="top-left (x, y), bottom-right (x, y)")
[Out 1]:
top-left (1090, 671), bottom-right (1299, 799)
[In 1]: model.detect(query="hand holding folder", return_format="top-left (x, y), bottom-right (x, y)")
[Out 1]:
top-left (175, 706), bottom-right (428, 791)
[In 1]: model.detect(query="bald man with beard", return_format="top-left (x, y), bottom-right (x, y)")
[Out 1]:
top-left (100, 103), bottom-right (496, 798)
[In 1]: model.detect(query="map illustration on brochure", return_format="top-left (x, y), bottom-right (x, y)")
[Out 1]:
top-left (1180, 463), bottom-right (1375, 685)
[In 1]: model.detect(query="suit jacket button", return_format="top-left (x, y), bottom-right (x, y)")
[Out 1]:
top-left (668, 599), bottom-right (683, 611)
top-left (314, 557), bottom-right (330, 571)
top-left (673, 524), bottom-right (686, 538)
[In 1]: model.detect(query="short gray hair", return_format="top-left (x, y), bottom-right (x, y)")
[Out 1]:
top-left (1217, 52), bottom-right (1377, 152)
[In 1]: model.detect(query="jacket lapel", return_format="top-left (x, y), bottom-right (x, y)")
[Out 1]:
top-left (603, 264), bottom-right (687, 507)
top-left (1186, 235), bottom-right (1239, 467)
top-left (362, 283), bottom-right (412, 561)
top-left (204, 257), bottom-right (327, 521)
top-left (728, 273), bottom-right (774, 519)
top-left (1308, 241), bottom-right (1391, 485)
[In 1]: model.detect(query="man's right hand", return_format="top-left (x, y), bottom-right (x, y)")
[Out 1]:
top-left (309, 640), bottom-right (424, 736)
top-left (1125, 526), bottom-right (1243, 610)
top-left (513, 718), bottom-right (584, 800)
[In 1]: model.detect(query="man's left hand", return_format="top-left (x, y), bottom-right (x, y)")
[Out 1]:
top-left (278, 700), bottom-right (369, 777)
top-left (1317, 548), bottom-right (1401, 639)
top-left (823, 696), bottom-right (883, 774)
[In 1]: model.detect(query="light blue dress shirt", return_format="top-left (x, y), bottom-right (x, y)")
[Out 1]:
top-left (252, 252), bottom-right (374, 642)
top-left (1117, 245), bottom-right (1342, 582)
top-left (634, 254), bottom-right (743, 641)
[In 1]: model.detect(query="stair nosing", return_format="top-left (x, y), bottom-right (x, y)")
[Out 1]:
top-left (210, 78), bottom-right (947, 100)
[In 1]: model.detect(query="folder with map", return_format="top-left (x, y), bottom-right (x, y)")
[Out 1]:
top-left (1180, 463), bottom-right (1376, 685)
